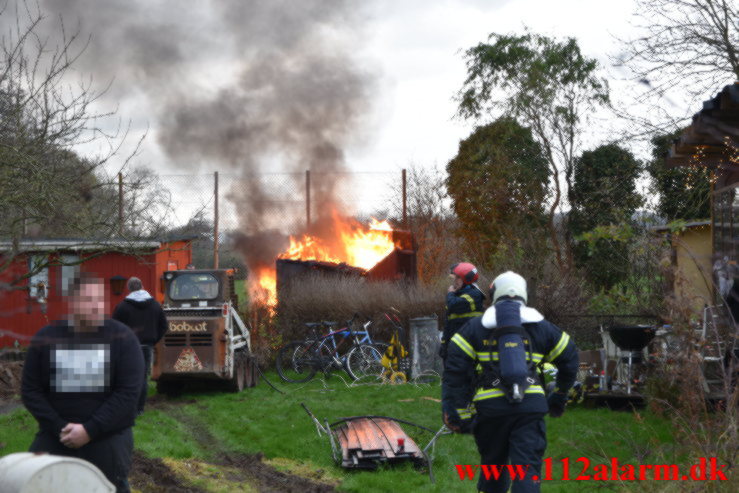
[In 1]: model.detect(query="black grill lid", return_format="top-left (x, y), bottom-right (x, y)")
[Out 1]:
top-left (608, 325), bottom-right (656, 351)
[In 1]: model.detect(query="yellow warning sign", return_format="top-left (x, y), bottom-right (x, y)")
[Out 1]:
top-left (174, 348), bottom-right (204, 372)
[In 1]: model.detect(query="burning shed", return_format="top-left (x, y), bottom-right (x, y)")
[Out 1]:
top-left (274, 226), bottom-right (416, 304)
top-left (276, 258), bottom-right (366, 302)
top-left (252, 213), bottom-right (417, 306)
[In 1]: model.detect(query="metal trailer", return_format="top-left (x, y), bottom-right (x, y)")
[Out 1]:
top-left (152, 269), bottom-right (258, 393)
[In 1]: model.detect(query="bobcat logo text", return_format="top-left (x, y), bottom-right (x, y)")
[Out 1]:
top-left (169, 321), bottom-right (208, 333)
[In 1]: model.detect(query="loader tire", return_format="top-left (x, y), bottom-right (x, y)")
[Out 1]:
top-left (227, 352), bottom-right (247, 392)
top-left (245, 356), bottom-right (258, 388)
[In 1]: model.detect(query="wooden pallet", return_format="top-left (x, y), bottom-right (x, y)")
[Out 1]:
top-left (334, 417), bottom-right (425, 469)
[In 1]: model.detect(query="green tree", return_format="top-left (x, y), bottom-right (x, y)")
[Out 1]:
top-left (456, 32), bottom-right (609, 269)
top-left (446, 117), bottom-right (549, 267)
top-left (570, 144), bottom-right (642, 288)
top-left (646, 131), bottom-right (712, 221)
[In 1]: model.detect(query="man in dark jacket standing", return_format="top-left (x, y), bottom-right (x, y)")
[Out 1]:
top-left (112, 277), bottom-right (168, 414)
top-left (22, 272), bottom-right (144, 493)
top-left (442, 271), bottom-right (579, 493)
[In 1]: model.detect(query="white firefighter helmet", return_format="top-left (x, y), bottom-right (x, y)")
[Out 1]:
top-left (491, 271), bottom-right (527, 304)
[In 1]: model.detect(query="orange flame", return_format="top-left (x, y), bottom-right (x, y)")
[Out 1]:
top-left (251, 266), bottom-right (277, 306)
top-left (249, 212), bottom-right (397, 306)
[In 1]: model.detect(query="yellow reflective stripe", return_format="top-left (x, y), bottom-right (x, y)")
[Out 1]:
top-left (473, 385), bottom-right (545, 401)
top-left (473, 388), bottom-right (505, 400)
top-left (460, 293), bottom-right (477, 312)
top-left (451, 333), bottom-right (476, 360)
top-left (475, 352), bottom-right (543, 363)
top-left (448, 311), bottom-right (483, 320)
top-left (545, 332), bottom-right (570, 362)
top-left (457, 408), bottom-right (473, 419)
top-left (477, 352), bottom-right (497, 361)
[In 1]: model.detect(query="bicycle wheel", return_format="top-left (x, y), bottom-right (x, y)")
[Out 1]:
top-left (276, 341), bottom-right (317, 383)
top-left (346, 343), bottom-right (385, 381)
top-left (291, 339), bottom-right (317, 366)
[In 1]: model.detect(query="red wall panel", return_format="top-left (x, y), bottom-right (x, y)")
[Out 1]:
top-left (0, 241), bottom-right (192, 348)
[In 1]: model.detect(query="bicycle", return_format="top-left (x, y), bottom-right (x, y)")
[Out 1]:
top-left (276, 315), bottom-right (385, 382)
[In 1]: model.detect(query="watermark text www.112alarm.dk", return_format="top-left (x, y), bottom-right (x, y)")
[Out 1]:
top-left (456, 457), bottom-right (729, 482)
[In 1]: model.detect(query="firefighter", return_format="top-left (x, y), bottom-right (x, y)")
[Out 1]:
top-left (440, 262), bottom-right (485, 360)
top-left (442, 271), bottom-right (579, 493)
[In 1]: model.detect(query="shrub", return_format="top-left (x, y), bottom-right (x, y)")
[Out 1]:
top-left (276, 274), bottom-right (445, 342)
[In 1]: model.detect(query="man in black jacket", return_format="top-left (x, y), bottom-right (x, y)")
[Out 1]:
top-left (112, 277), bottom-right (168, 414)
top-left (22, 272), bottom-right (144, 493)
top-left (442, 271), bottom-right (579, 493)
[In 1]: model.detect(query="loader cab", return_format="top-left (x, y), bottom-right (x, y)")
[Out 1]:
top-left (162, 269), bottom-right (237, 308)
top-left (154, 268), bottom-right (252, 392)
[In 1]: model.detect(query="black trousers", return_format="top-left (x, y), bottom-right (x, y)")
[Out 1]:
top-left (473, 412), bottom-right (547, 493)
top-left (139, 344), bottom-right (153, 413)
top-left (30, 427), bottom-right (134, 493)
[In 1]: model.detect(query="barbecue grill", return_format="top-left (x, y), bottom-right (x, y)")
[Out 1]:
top-left (608, 325), bottom-right (655, 394)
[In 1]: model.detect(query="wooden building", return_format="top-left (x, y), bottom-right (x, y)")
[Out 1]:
top-left (666, 82), bottom-right (739, 320)
top-left (0, 237), bottom-right (193, 348)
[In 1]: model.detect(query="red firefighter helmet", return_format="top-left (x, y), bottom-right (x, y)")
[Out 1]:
top-left (450, 262), bottom-right (479, 284)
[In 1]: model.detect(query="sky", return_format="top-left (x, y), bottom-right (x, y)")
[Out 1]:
top-left (31, 0), bottom-right (648, 176)
top-left (361, 0), bottom-right (640, 171)
top-left (8, 0), bottom-right (713, 230)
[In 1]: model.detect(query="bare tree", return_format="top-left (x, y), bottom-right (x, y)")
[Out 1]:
top-left (0, 2), bottom-right (144, 286)
top-left (618, 0), bottom-right (738, 130)
top-left (120, 166), bottom-right (175, 237)
top-left (391, 164), bottom-right (462, 284)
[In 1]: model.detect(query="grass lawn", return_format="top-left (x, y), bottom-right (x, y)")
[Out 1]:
top-left (0, 372), bottom-right (684, 492)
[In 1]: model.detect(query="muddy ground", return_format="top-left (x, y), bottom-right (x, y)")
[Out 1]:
top-left (130, 452), bottom-right (209, 493)
top-left (129, 451), bottom-right (336, 493)
top-left (0, 360), bottom-right (23, 399)
top-left (132, 397), bottom-right (336, 493)
top-left (2, 366), bottom-right (337, 493)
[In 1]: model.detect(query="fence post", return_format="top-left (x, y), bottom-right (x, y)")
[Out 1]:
top-left (402, 168), bottom-right (407, 229)
top-left (118, 172), bottom-right (124, 236)
top-left (306, 169), bottom-right (311, 230)
top-left (214, 171), bottom-right (219, 269)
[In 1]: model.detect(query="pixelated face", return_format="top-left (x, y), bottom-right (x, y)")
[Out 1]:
top-left (70, 280), bottom-right (106, 327)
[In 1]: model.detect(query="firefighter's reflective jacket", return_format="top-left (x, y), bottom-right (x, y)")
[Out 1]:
top-left (442, 284), bottom-right (486, 347)
top-left (442, 303), bottom-right (578, 423)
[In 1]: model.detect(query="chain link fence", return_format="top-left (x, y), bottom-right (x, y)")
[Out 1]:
top-left (129, 170), bottom-right (405, 272)
top-left (153, 170), bottom-right (402, 231)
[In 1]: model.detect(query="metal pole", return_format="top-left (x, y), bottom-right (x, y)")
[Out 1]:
top-left (709, 169), bottom-right (715, 300)
top-left (306, 169), bottom-right (311, 230)
top-left (214, 171), bottom-right (219, 269)
top-left (118, 172), bottom-right (124, 236)
top-left (402, 168), bottom-right (407, 229)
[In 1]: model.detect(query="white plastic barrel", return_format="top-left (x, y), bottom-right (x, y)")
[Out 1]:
top-left (0, 452), bottom-right (115, 493)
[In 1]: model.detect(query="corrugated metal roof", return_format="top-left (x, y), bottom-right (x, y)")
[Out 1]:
top-left (0, 238), bottom-right (162, 252)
